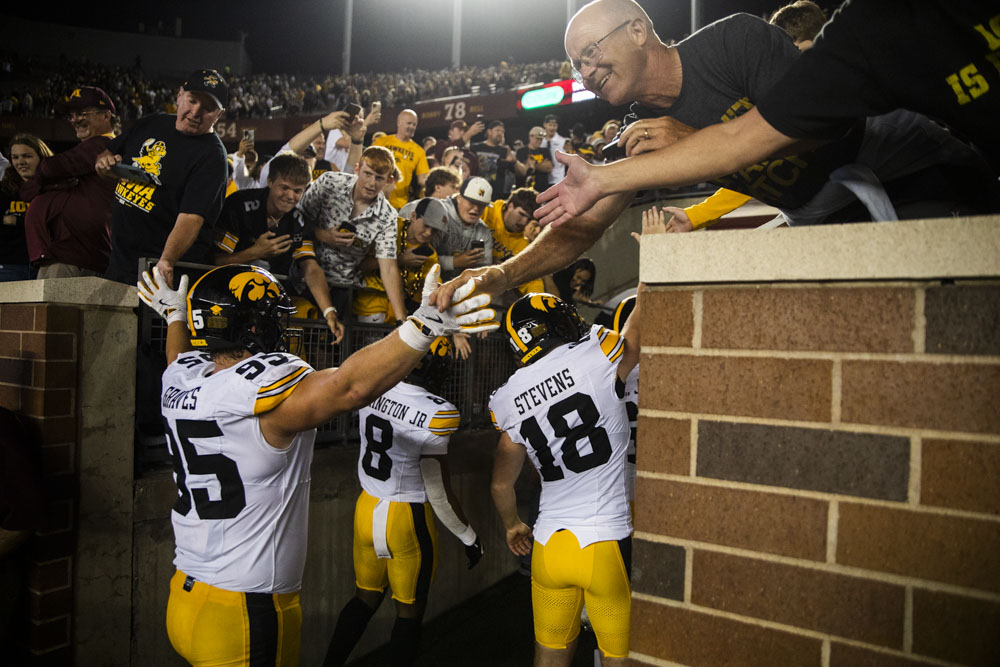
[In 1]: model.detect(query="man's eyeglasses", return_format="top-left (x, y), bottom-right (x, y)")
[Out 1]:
top-left (571, 20), bottom-right (632, 85)
top-left (66, 109), bottom-right (103, 121)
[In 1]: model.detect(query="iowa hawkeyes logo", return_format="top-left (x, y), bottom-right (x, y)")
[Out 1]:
top-left (229, 271), bottom-right (281, 302)
top-left (133, 138), bottom-right (167, 179)
top-left (529, 294), bottom-right (559, 312)
top-left (430, 337), bottom-right (452, 358)
top-left (205, 74), bottom-right (220, 87)
top-left (68, 89), bottom-right (82, 100)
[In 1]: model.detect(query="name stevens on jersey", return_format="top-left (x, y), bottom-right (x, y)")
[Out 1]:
top-left (513, 368), bottom-right (576, 416)
top-left (369, 394), bottom-right (430, 427)
top-left (162, 385), bottom-right (201, 411)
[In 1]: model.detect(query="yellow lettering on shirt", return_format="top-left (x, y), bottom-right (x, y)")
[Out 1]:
top-left (115, 181), bottom-right (157, 212)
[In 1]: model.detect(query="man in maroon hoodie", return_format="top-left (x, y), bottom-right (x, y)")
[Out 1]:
top-left (23, 86), bottom-right (116, 278)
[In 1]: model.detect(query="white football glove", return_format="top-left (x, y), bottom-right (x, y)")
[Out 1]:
top-left (399, 264), bottom-right (498, 351)
top-left (138, 267), bottom-right (189, 325)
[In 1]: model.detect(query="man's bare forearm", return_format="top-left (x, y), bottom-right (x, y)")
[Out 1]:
top-left (597, 109), bottom-right (803, 195)
top-left (503, 192), bottom-right (631, 286)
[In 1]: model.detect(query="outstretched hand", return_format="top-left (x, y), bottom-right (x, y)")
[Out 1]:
top-left (138, 267), bottom-right (189, 325)
top-left (429, 265), bottom-right (509, 314)
top-left (631, 205), bottom-right (671, 244)
top-left (534, 151), bottom-right (603, 227)
top-left (408, 264), bottom-right (499, 339)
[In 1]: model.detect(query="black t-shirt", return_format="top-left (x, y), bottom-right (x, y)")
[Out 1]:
top-left (470, 142), bottom-right (513, 200)
top-left (624, 13), bottom-right (863, 210)
top-left (0, 192), bottom-right (29, 265)
top-left (213, 187), bottom-right (314, 278)
top-left (757, 0), bottom-right (1000, 162)
top-left (104, 113), bottom-right (227, 283)
top-left (516, 146), bottom-right (551, 191)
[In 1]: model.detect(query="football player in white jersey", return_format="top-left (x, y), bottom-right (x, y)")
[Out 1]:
top-left (137, 262), bottom-right (497, 666)
top-left (323, 336), bottom-right (483, 666)
top-left (490, 292), bottom-right (640, 666)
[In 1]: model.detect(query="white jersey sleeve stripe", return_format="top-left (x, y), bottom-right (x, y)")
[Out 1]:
top-left (598, 327), bottom-right (624, 363)
top-left (254, 367), bottom-right (311, 414)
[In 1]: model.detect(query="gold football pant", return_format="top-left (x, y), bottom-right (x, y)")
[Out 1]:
top-left (166, 570), bottom-right (301, 666)
top-left (353, 490), bottom-right (439, 604)
top-left (531, 530), bottom-right (632, 658)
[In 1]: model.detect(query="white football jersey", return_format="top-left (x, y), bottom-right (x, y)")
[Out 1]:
top-left (357, 381), bottom-right (459, 503)
top-left (623, 364), bottom-right (639, 503)
top-left (162, 351), bottom-right (315, 594)
top-left (490, 325), bottom-right (631, 548)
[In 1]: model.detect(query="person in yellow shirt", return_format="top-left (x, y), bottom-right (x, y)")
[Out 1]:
top-left (480, 187), bottom-right (545, 296)
top-left (374, 110), bottom-right (429, 209)
top-left (353, 197), bottom-right (443, 324)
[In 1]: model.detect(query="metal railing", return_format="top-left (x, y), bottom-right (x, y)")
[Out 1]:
top-left (137, 260), bottom-right (516, 471)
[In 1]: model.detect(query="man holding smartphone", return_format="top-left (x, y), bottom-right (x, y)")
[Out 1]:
top-left (296, 145), bottom-right (407, 329)
top-left (424, 176), bottom-right (494, 279)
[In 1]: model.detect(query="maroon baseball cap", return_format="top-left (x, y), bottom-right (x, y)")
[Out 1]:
top-left (450, 119), bottom-right (468, 131)
top-left (58, 86), bottom-right (116, 115)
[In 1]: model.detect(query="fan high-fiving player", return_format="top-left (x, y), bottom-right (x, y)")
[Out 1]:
top-left (136, 262), bottom-right (496, 666)
top-left (323, 336), bottom-right (483, 667)
top-left (489, 292), bottom-right (640, 666)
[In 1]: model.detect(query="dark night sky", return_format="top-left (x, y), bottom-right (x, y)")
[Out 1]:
top-left (7, 1), bottom-right (836, 74)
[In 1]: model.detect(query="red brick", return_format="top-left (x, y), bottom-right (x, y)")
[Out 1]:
top-left (40, 443), bottom-right (74, 476)
top-left (33, 305), bottom-right (79, 333)
top-left (640, 353), bottom-right (833, 422)
top-left (837, 503), bottom-right (1000, 592)
top-left (830, 643), bottom-right (942, 667)
top-left (31, 531), bottom-right (74, 561)
top-left (31, 360), bottom-right (76, 389)
top-left (631, 597), bottom-right (822, 667)
top-left (20, 332), bottom-right (75, 361)
top-left (29, 616), bottom-right (69, 652)
top-left (29, 645), bottom-right (72, 662)
top-left (702, 287), bottom-right (915, 353)
top-left (636, 416), bottom-right (689, 475)
top-left (29, 558), bottom-right (71, 592)
top-left (643, 289), bottom-right (694, 347)
top-left (841, 361), bottom-right (1000, 435)
top-left (0, 356), bottom-right (32, 385)
top-left (20, 388), bottom-right (73, 418)
top-left (912, 589), bottom-right (1000, 666)
top-left (39, 499), bottom-right (74, 533)
top-left (921, 438), bottom-right (1000, 515)
top-left (0, 304), bottom-right (36, 331)
top-left (692, 550), bottom-right (905, 647)
top-left (0, 382), bottom-right (22, 410)
top-left (31, 416), bottom-right (76, 445)
top-left (30, 587), bottom-right (73, 618)
top-left (635, 478), bottom-right (828, 561)
top-left (0, 331), bottom-right (21, 356)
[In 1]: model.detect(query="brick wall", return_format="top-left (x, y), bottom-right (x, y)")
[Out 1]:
top-left (0, 303), bottom-right (81, 664)
top-left (631, 282), bottom-right (1000, 667)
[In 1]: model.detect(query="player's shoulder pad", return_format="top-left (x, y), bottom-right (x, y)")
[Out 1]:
top-left (425, 393), bottom-right (460, 436)
top-left (594, 325), bottom-right (624, 364)
top-left (237, 352), bottom-right (315, 415)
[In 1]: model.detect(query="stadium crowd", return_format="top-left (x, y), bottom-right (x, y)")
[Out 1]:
top-left (2, 0), bottom-right (998, 665)
top-left (0, 52), bottom-right (566, 121)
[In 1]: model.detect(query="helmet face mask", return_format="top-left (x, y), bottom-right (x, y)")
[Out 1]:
top-left (187, 265), bottom-right (297, 355)
top-left (407, 336), bottom-right (453, 394)
top-left (505, 293), bottom-right (587, 365)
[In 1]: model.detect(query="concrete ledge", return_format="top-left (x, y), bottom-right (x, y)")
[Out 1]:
top-left (0, 276), bottom-right (136, 308)
top-left (640, 215), bottom-right (1000, 284)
